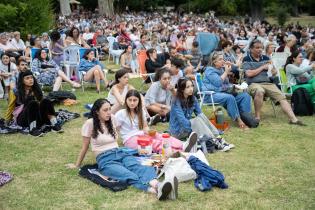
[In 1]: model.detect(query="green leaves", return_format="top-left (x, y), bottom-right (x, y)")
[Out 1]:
top-left (0, 0), bottom-right (54, 38)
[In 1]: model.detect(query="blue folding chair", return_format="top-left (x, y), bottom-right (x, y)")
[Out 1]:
top-left (78, 48), bottom-right (105, 92)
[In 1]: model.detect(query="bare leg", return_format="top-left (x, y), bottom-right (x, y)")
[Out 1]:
top-left (53, 76), bottom-right (62, 91)
top-left (83, 65), bottom-right (101, 92)
top-left (58, 70), bottom-right (80, 87)
top-left (279, 99), bottom-right (298, 122)
top-left (253, 91), bottom-right (264, 120)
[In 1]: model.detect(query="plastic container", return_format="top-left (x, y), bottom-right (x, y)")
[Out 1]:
top-left (161, 133), bottom-right (172, 158)
top-left (137, 135), bottom-right (152, 156)
top-left (215, 108), bottom-right (224, 125)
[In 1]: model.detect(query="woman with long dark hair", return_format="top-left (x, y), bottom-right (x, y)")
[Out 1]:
top-left (5, 70), bottom-right (62, 136)
top-left (169, 77), bottom-right (234, 151)
top-left (68, 98), bottom-right (178, 200)
top-left (31, 48), bottom-right (80, 90)
top-left (64, 27), bottom-right (90, 48)
top-left (107, 69), bottom-right (134, 114)
top-left (115, 90), bottom-right (195, 153)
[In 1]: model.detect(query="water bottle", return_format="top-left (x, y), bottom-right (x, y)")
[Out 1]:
top-left (216, 108), bottom-right (224, 125)
top-left (161, 133), bottom-right (172, 158)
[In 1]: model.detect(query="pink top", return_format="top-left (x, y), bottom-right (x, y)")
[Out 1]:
top-left (81, 118), bottom-right (118, 156)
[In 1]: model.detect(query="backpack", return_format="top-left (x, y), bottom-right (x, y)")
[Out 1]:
top-left (291, 88), bottom-right (313, 116)
top-left (47, 91), bottom-right (76, 104)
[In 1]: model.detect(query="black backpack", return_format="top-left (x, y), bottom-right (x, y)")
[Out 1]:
top-left (291, 88), bottom-right (313, 116)
top-left (47, 91), bottom-right (76, 104)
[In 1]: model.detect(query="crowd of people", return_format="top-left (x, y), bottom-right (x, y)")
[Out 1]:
top-left (1, 10), bottom-right (315, 200)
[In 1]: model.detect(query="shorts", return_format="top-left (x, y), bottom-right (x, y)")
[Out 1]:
top-left (248, 83), bottom-right (286, 103)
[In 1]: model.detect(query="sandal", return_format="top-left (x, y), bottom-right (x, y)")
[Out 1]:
top-left (289, 120), bottom-right (306, 126)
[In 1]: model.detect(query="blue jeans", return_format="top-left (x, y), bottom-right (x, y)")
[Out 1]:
top-left (96, 147), bottom-right (157, 191)
top-left (205, 92), bottom-right (251, 120)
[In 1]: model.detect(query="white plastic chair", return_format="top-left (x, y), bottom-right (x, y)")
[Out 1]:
top-left (195, 73), bottom-right (218, 112)
top-left (63, 45), bottom-right (81, 78)
top-left (107, 36), bottom-right (123, 64)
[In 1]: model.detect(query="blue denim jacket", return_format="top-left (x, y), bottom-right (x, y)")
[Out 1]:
top-left (202, 67), bottom-right (232, 92)
top-left (169, 97), bottom-right (201, 137)
top-left (79, 58), bottom-right (104, 72)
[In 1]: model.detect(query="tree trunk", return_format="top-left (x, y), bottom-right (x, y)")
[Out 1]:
top-left (249, 0), bottom-right (264, 21)
top-left (60, 0), bottom-right (71, 16)
top-left (98, 0), bottom-right (115, 16)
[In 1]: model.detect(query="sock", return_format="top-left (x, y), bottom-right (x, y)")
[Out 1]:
top-left (30, 121), bottom-right (36, 131)
top-left (50, 117), bottom-right (57, 126)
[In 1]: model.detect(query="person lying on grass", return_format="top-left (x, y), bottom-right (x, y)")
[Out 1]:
top-left (115, 89), bottom-right (197, 153)
top-left (66, 98), bottom-right (178, 200)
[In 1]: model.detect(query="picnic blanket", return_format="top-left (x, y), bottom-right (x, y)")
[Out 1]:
top-left (0, 109), bottom-right (80, 134)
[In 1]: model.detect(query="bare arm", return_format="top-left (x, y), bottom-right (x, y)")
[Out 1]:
top-left (112, 86), bottom-right (125, 106)
top-left (74, 137), bottom-right (90, 168)
top-left (245, 63), bottom-right (269, 78)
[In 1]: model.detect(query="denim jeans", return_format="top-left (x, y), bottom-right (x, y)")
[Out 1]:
top-left (96, 147), bottom-right (157, 191)
top-left (205, 92), bottom-right (251, 120)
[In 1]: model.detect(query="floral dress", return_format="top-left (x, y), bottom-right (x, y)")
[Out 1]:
top-left (31, 58), bottom-right (60, 85)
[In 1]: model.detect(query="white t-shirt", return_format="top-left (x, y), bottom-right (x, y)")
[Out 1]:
top-left (81, 118), bottom-right (118, 156)
top-left (115, 109), bottom-right (145, 143)
top-left (170, 70), bottom-right (183, 87)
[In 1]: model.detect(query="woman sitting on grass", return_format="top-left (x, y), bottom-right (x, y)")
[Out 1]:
top-left (79, 49), bottom-right (108, 94)
top-left (115, 89), bottom-right (197, 153)
top-left (107, 69), bottom-right (161, 125)
top-left (107, 69), bottom-right (135, 114)
top-left (31, 48), bottom-right (81, 90)
top-left (67, 98), bottom-right (178, 200)
top-left (5, 70), bottom-right (62, 136)
top-left (169, 77), bottom-right (234, 151)
top-left (144, 68), bottom-right (176, 122)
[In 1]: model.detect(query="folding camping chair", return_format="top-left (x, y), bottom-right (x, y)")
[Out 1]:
top-left (194, 73), bottom-right (218, 112)
top-left (77, 48), bottom-right (106, 92)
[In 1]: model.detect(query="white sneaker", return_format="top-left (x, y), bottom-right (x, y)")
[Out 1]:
top-left (184, 132), bottom-right (198, 152)
top-left (218, 137), bottom-right (235, 149)
top-left (165, 172), bottom-right (178, 200)
top-left (157, 181), bottom-right (172, 201)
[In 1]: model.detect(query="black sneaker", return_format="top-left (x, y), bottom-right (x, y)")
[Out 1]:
top-left (148, 114), bottom-right (161, 126)
top-left (29, 129), bottom-right (44, 137)
top-left (52, 124), bottom-right (64, 133)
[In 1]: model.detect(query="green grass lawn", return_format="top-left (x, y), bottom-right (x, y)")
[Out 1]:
top-left (0, 61), bottom-right (314, 210)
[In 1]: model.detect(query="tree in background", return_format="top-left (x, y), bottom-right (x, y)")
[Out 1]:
top-left (0, 0), bottom-right (54, 37)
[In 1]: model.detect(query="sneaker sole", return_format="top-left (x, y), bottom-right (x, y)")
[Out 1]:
top-left (173, 176), bottom-right (178, 199)
top-left (184, 132), bottom-right (197, 152)
top-left (158, 182), bottom-right (172, 201)
top-left (52, 129), bottom-right (64, 133)
top-left (29, 132), bottom-right (45, 137)
top-left (149, 115), bottom-right (161, 126)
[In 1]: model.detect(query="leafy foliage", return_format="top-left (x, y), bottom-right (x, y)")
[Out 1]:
top-left (0, 0), bottom-right (54, 38)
